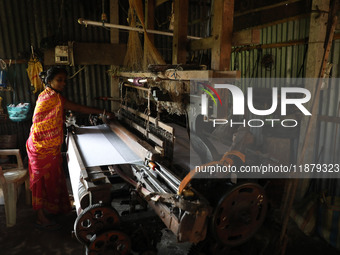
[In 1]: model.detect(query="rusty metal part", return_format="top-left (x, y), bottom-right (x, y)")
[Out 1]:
top-left (74, 204), bottom-right (121, 245)
top-left (178, 150), bottom-right (246, 195)
top-left (212, 183), bottom-right (267, 246)
top-left (86, 230), bottom-right (131, 255)
top-left (112, 164), bottom-right (211, 243)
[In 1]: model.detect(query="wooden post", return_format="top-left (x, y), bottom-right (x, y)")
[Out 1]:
top-left (211, 0), bottom-right (234, 118)
top-left (297, 0), bottom-right (330, 173)
top-left (110, 0), bottom-right (120, 112)
top-left (211, 0), bottom-right (234, 71)
top-left (172, 0), bottom-right (189, 64)
top-left (145, 0), bottom-right (155, 43)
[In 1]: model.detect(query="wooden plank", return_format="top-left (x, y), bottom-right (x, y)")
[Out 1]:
top-left (121, 105), bottom-right (174, 134)
top-left (121, 117), bottom-right (164, 147)
top-left (234, 0), bottom-right (310, 31)
top-left (172, 0), bottom-right (189, 64)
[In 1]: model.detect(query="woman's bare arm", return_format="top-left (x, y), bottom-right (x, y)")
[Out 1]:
top-left (64, 99), bottom-right (114, 118)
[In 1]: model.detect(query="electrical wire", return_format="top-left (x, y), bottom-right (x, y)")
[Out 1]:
top-left (68, 66), bottom-right (85, 79)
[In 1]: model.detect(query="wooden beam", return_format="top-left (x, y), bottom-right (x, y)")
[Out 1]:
top-left (145, 0), bottom-right (155, 43)
top-left (232, 29), bottom-right (261, 46)
top-left (233, 0), bottom-right (310, 31)
top-left (318, 115), bottom-right (340, 124)
top-left (44, 43), bottom-right (126, 66)
top-left (110, 0), bottom-right (119, 44)
top-left (234, 0), bottom-right (303, 17)
top-left (211, 0), bottom-right (234, 71)
top-left (74, 43), bottom-right (126, 65)
top-left (172, 0), bottom-right (189, 64)
top-left (156, 0), bottom-right (169, 7)
top-left (189, 37), bottom-right (214, 51)
top-left (1, 59), bottom-right (27, 64)
top-left (189, 29), bottom-right (260, 50)
top-left (233, 38), bottom-right (308, 52)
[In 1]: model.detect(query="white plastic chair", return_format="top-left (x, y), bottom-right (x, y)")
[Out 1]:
top-left (0, 149), bottom-right (31, 227)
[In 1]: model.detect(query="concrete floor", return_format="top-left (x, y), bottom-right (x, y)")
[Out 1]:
top-left (0, 187), bottom-right (339, 255)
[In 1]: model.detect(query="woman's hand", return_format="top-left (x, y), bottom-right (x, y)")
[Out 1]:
top-left (105, 111), bottom-right (115, 120)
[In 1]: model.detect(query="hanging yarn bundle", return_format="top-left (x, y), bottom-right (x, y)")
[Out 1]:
top-left (123, 0), bottom-right (144, 71)
top-left (124, 0), bottom-right (165, 71)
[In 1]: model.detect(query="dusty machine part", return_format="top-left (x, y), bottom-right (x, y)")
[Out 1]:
top-left (86, 230), bottom-right (131, 255)
top-left (211, 183), bottom-right (267, 246)
top-left (74, 204), bottom-right (121, 245)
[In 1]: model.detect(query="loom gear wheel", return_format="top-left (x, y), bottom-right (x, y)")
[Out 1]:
top-left (86, 230), bottom-right (131, 255)
top-left (74, 204), bottom-right (121, 245)
top-left (211, 183), bottom-right (267, 246)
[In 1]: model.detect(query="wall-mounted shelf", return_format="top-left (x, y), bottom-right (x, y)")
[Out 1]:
top-left (0, 87), bottom-right (13, 92)
top-left (117, 70), bottom-right (240, 80)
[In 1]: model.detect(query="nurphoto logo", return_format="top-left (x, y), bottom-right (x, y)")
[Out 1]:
top-left (201, 83), bottom-right (311, 128)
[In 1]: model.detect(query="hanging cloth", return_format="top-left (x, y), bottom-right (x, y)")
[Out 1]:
top-left (27, 57), bottom-right (43, 93)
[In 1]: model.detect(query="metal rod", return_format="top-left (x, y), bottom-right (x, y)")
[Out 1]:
top-left (110, 165), bottom-right (151, 196)
top-left (156, 163), bottom-right (181, 186)
top-left (143, 170), bottom-right (171, 193)
top-left (143, 176), bottom-right (162, 193)
top-left (78, 18), bottom-right (202, 40)
top-left (124, 83), bottom-right (151, 92)
top-left (151, 164), bottom-right (179, 193)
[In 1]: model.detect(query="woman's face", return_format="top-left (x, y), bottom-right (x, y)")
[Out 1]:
top-left (49, 73), bottom-right (67, 91)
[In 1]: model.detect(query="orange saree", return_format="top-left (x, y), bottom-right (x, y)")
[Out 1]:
top-left (26, 87), bottom-right (71, 213)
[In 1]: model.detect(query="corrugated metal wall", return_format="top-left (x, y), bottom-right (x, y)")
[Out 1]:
top-left (317, 40), bottom-right (340, 164)
top-left (229, 18), bottom-right (340, 196)
top-left (231, 18), bottom-right (310, 79)
top-left (0, 0), bottom-right (115, 108)
top-left (229, 18), bottom-right (340, 164)
top-left (0, 0), bottom-right (120, 153)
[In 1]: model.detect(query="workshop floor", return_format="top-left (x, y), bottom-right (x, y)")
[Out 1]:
top-left (0, 188), bottom-right (339, 255)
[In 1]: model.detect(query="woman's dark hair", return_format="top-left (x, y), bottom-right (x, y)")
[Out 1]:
top-left (39, 66), bottom-right (68, 85)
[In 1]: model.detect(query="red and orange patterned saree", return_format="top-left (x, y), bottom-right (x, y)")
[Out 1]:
top-left (26, 87), bottom-right (71, 213)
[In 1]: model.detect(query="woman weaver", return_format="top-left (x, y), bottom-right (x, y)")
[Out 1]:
top-left (26, 66), bottom-right (114, 230)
